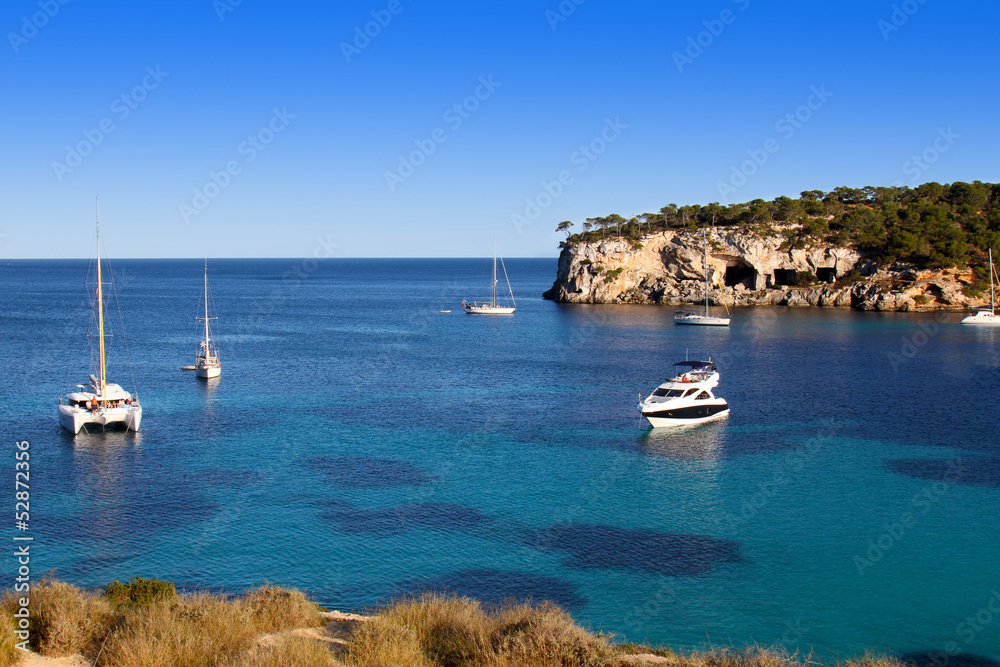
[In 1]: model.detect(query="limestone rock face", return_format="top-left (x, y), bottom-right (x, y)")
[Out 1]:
top-left (542, 230), bottom-right (983, 311)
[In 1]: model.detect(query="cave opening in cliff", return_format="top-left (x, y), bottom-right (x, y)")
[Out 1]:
top-left (773, 269), bottom-right (797, 286)
top-left (725, 262), bottom-right (756, 289)
top-left (816, 267), bottom-right (836, 283)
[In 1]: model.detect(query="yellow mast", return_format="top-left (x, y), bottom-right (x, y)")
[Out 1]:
top-left (96, 198), bottom-right (106, 400)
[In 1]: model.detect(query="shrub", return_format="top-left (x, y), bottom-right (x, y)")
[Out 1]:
top-left (793, 271), bottom-right (817, 287)
top-left (105, 577), bottom-right (177, 607)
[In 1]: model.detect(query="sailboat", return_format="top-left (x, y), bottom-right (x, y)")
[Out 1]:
top-left (961, 248), bottom-right (1000, 326)
top-left (674, 228), bottom-right (731, 326)
top-left (58, 201), bottom-right (142, 433)
top-left (463, 241), bottom-right (516, 315)
top-left (194, 260), bottom-right (221, 377)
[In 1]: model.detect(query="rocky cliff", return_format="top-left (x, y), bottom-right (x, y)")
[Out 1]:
top-left (542, 228), bottom-right (982, 311)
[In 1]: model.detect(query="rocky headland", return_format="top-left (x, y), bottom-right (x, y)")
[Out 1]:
top-left (542, 228), bottom-right (983, 311)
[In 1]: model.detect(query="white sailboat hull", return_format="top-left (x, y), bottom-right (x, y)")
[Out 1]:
top-left (464, 305), bottom-right (515, 315)
top-left (674, 312), bottom-right (731, 326)
top-left (962, 249), bottom-right (998, 325)
top-left (960, 311), bottom-right (1000, 325)
top-left (196, 363), bottom-right (221, 378)
top-left (58, 403), bottom-right (142, 434)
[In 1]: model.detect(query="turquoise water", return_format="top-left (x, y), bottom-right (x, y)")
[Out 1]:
top-left (2, 258), bottom-right (999, 662)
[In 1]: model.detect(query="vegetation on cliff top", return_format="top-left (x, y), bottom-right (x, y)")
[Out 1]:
top-left (0, 577), bottom-right (950, 667)
top-left (556, 181), bottom-right (1000, 273)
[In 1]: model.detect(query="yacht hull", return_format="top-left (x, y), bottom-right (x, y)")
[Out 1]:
top-left (674, 314), bottom-right (731, 326)
top-left (196, 363), bottom-right (221, 378)
top-left (960, 312), bottom-right (1000, 325)
top-left (641, 403), bottom-right (729, 427)
top-left (58, 404), bottom-right (142, 434)
top-left (464, 306), bottom-right (515, 315)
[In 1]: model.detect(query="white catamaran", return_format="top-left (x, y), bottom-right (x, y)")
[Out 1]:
top-left (674, 228), bottom-right (731, 326)
top-left (961, 248), bottom-right (1000, 326)
top-left (194, 260), bottom-right (221, 378)
top-left (58, 201), bottom-right (142, 433)
top-left (463, 241), bottom-right (516, 315)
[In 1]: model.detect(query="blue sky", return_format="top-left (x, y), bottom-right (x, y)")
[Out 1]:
top-left (2, 1), bottom-right (998, 258)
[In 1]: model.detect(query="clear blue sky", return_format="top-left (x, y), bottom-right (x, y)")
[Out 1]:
top-left (2, 1), bottom-right (998, 258)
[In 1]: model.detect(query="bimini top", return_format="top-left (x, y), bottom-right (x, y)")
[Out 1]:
top-left (673, 360), bottom-right (717, 371)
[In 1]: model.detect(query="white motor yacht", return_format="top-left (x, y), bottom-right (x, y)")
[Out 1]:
top-left (639, 360), bottom-right (730, 427)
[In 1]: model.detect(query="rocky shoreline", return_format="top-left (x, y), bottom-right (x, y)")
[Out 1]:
top-left (542, 229), bottom-right (983, 312)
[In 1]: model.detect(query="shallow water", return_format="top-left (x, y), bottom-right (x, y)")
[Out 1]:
top-left (1, 257), bottom-right (998, 661)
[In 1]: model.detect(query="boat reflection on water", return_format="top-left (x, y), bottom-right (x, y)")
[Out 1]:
top-left (197, 374), bottom-right (221, 399)
top-left (67, 429), bottom-right (143, 484)
top-left (639, 419), bottom-right (727, 461)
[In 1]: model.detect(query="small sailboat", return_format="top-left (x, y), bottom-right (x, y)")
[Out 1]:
top-left (58, 201), bottom-right (142, 433)
top-left (674, 228), bottom-right (731, 326)
top-left (961, 248), bottom-right (1000, 326)
top-left (194, 260), bottom-right (221, 378)
top-left (463, 241), bottom-right (516, 315)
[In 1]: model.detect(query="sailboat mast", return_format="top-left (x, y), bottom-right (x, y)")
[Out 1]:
top-left (991, 248), bottom-right (996, 316)
top-left (204, 260), bottom-right (210, 348)
top-left (492, 241), bottom-right (498, 307)
top-left (703, 228), bottom-right (709, 317)
top-left (96, 198), bottom-right (106, 399)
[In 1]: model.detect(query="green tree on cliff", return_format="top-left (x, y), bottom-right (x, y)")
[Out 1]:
top-left (560, 180), bottom-right (1000, 269)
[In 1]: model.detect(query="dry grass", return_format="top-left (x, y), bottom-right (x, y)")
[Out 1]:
top-left (241, 585), bottom-right (326, 634)
top-left (237, 634), bottom-right (343, 667)
top-left (0, 609), bottom-right (19, 667)
top-left (97, 586), bottom-right (327, 667)
top-left (839, 652), bottom-right (905, 667)
top-left (0, 579), bottom-right (910, 667)
top-left (613, 645), bottom-right (905, 667)
top-left (342, 592), bottom-right (623, 667)
top-left (0, 579), bottom-right (114, 656)
top-left (98, 593), bottom-right (262, 667)
top-left (0, 579), bottom-right (327, 666)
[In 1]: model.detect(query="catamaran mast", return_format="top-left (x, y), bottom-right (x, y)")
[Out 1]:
top-left (96, 197), bottom-right (106, 400)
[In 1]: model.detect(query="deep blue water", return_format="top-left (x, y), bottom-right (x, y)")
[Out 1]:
top-left (2, 257), bottom-right (999, 662)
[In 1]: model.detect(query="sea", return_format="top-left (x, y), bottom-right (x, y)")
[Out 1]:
top-left (2, 257), bottom-right (998, 663)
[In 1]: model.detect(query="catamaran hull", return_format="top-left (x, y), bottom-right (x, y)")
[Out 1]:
top-left (58, 405), bottom-right (142, 434)
top-left (641, 403), bottom-right (729, 427)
